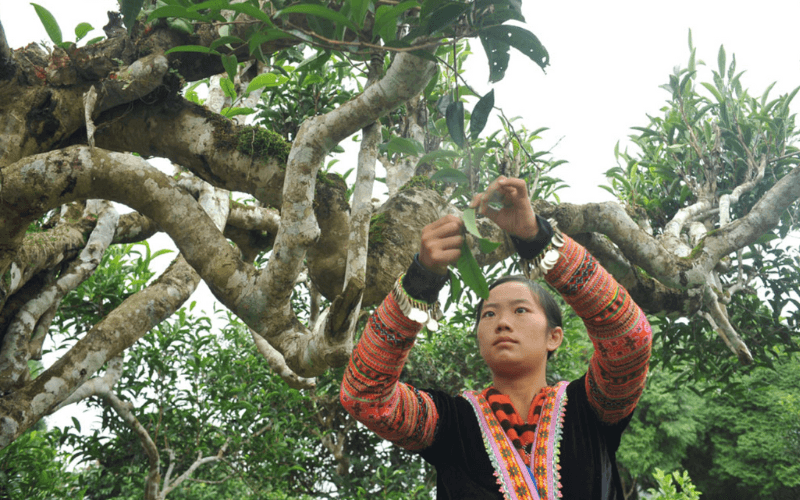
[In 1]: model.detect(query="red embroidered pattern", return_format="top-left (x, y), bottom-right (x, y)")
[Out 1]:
top-left (545, 237), bottom-right (652, 423)
top-left (339, 292), bottom-right (438, 451)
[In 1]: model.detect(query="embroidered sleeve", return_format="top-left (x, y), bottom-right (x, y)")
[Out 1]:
top-left (545, 235), bottom-right (652, 423)
top-left (340, 291), bottom-right (439, 451)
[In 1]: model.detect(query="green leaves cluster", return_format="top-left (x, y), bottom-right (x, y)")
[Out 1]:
top-left (30, 3), bottom-right (102, 49)
top-left (646, 469), bottom-right (702, 500)
top-left (0, 429), bottom-right (83, 500)
top-left (454, 207), bottom-right (501, 299)
top-left (603, 38), bottom-right (799, 231)
top-left (136, 0), bottom-right (547, 93)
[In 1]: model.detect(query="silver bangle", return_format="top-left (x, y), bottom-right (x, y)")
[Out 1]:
top-left (521, 218), bottom-right (565, 280)
top-left (392, 276), bottom-right (443, 332)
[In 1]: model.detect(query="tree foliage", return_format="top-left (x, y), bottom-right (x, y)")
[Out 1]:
top-left (0, 1), bottom-right (799, 499)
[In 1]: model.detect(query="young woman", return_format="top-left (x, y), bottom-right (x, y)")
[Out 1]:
top-left (340, 177), bottom-right (652, 499)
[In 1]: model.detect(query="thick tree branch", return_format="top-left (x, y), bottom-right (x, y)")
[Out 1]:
top-left (705, 164), bottom-right (800, 264)
top-left (228, 202), bottom-right (280, 234)
top-left (0, 223), bottom-right (91, 313)
top-left (250, 329), bottom-right (315, 389)
top-left (257, 51), bottom-right (437, 377)
top-left (538, 201), bottom-right (697, 288)
top-left (0, 52), bottom-right (170, 167)
top-left (0, 243), bottom-right (200, 449)
top-left (662, 198), bottom-right (713, 257)
top-left (571, 232), bottom-right (691, 315)
top-left (0, 252), bottom-right (199, 449)
top-left (92, 97), bottom-right (288, 207)
top-left (0, 201), bottom-right (118, 393)
top-left (114, 212), bottom-right (162, 244)
top-left (701, 287), bottom-right (754, 364)
top-left (49, 355), bottom-right (124, 412)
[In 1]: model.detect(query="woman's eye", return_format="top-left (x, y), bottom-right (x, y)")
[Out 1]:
top-left (482, 310), bottom-right (495, 318)
top-left (515, 307), bottom-right (528, 314)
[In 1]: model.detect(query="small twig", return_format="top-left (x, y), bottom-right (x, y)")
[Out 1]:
top-left (281, 21), bottom-right (446, 53)
top-left (767, 150), bottom-right (800, 164)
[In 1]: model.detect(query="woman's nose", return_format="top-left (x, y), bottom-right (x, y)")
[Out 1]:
top-left (495, 314), bottom-right (512, 331)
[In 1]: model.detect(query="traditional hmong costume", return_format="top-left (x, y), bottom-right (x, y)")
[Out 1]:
top-left (340, 217), bottom-right (652, 500)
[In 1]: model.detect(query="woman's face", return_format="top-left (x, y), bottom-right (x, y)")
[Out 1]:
top-left (476, 282), bottom-right (563, 379)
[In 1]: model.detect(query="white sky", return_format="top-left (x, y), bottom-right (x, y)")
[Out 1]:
top-left (3, 0), bottom-right (800, 437)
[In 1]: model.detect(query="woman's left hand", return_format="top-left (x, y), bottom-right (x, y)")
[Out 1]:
top-left (470, 176), bottom-right (539, 240)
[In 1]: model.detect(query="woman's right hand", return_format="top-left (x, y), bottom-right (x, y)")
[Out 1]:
top-left (419, 215), bottom-right (464, 276)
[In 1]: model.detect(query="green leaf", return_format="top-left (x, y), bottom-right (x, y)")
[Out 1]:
top-left (246, 73), bottom-right (288, 93)
top-left (456, 241), bottom-right (489, 299)
top-left (717, 44), bottom-right (726, 76)
top-left (446, 101), bottom-right (466, 148)
top-left (679, 70), bottom-right (695, 95)
top-left (167, 18), bottom-right (195, 34)
top-left (74, 23), bottom-right (93, 42)
top-left (147, 5), bottom-right (208, 22)
top-left (164, 45), bottom-right (220, 55)
top-left (187, 0), bottom-right (230, 11)
top-left (387, 136), bottom-right (424, 156)
top-left (679, 184), bottom-right (692, 205)
top-left (410, 49), bottom-right (439, 62)
top-left (221, 54), bottom-right (238, 82)
top-left (480, 33), bottom-right (510, 83)
top-left (420, 0), bottom-right (446, 19)
top-left (84, 36), bottom-right (104, 45)
top-left (480, 25), bottom-right (548, 71)
top-left (209, 35), bottom-right (245, 51)
top-left (295, 50), bottom-right (332, 72)
top-left (71, 417), bottom-right (81, 433)
top-left (222, 107), bottom-right (255, 118)
top-left (700, 82), bottom-right (724, 104)
top-left (120, 0), bottom-right (145, 33)
top-left (755, 233), bottom-right (778, 245)
top-left (301, 74), bottom-right (325, 86)
top-left (348, 0), bottom-right (370, 29)
top-left (248, 30), bottom-right (294, 55)
top-left (462, 208), bottom-right (481, 238)
top-left (429, 166), bottom-right (468, 184)
top-left (374, 1), bottom-right (420, 40)
top-left (425, 2), bottom-right (470, 35)
top-left (276, 5), bottom-right (359, 35)
top-left (463, 208), bottom-right (502, 253)
top-left (220, 77), bottom-right (236, 100)
top-left (445, 268), bottom-right (462, 310)
top-left (479, 238), bottom-right (502, 253)
top-left (31, 3), bottom-right (63, 45)
top-left (469, 89), bottom-right (495, 140)
top-left (224, 2), bottom-right (275, 27)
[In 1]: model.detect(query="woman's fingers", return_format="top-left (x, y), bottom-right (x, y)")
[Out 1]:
top-left (419, 215), bottom-right (464, 274)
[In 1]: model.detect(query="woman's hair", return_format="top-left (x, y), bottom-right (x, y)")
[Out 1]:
top-left (474, 275), bottom-right (563, 359)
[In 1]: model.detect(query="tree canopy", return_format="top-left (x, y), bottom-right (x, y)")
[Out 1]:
top-left (0, 1), bottom-right (798, 498)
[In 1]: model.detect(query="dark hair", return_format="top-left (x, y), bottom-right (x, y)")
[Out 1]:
top-left (475, 275), bottom-right (563, 359)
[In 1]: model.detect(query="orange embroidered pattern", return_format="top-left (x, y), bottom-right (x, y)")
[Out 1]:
top-left (464, 391), bottom-right (538, 499)
top-left (464, 382), bottom-right (568, 500)
top-left (530, 382), bottom-right (568, 499)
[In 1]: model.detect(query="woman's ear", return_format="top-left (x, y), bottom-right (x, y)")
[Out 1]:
top-left (547, 326), bottom-right (564, 353)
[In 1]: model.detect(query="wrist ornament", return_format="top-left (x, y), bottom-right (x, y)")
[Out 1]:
top-left (516, 217), bottom-right (565, 280)
top-left (392, 275), bottom-right (443, 332)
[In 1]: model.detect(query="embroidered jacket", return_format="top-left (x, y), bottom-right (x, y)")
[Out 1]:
top-left (340, 235), bottom-right (652, 499)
